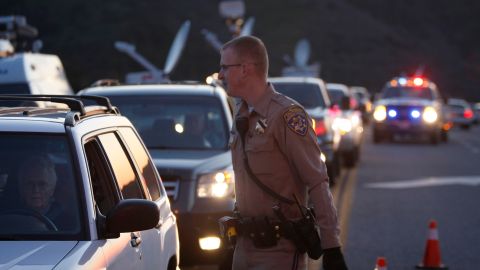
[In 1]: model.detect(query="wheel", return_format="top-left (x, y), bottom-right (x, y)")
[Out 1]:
top-left (343, 149), bottom-right (357, 168)
top-left (441, 129), bottom-right (448, 142)
top-left (373, 131), bottom-right (382, 144)
top-left (461, 124), bottom-right (471, 130)
top-left (218, 248), bottom-right (234, 270)
top-left (0, 208), bottom-right (58, 231)
top-left (430, 131), bottom-right (440, 145)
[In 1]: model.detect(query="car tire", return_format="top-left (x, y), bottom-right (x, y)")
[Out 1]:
top-left (343, 149), bottom-right (357, 168)
top-left (373, 131), bottom-right (382, 144)
top-left (430, 131), bottom-right (440, 145)
top-left (441, 129), bottom-right (448, 142)
top-left (218, 249), bottom-right (234, 270)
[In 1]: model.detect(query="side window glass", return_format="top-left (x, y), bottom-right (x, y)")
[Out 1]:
top-left (119, 127), bottom-right (162, 201)
top-left (84, 139), bottom-right (117, 215)
top-left (98, 133), bottom-right (144, 199)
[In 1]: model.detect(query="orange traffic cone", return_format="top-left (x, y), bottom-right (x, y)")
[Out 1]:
top-left (416, 220), bottom-right (448, 269)
top-left (374, 257), bottom-right (387, 270)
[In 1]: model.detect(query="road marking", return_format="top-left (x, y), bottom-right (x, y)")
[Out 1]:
top-left (338, 167), bottom-right (357, 247)
top-left (365, 175), bottom-right (480, 189)
top-left (331, 167), bottom-right (358, 249)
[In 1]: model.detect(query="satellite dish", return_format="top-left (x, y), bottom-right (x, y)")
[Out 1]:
top-left (163, 20), bottom-right (191, 75)
top-left (239, 17), bottom-right (255, 36)
top-left (294, 38), bottom-right (310, 68)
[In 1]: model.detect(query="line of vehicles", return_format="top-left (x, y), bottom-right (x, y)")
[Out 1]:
top-left (1, 15), bottom-right (479, 270)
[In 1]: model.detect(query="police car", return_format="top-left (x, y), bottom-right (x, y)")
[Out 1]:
top-left (372, 76), bottom-right (449, 144)
top-left (0, 95), bottom-right (180, 270)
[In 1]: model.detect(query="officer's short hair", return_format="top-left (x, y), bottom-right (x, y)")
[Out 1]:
top-left (222, 36), bottom-right (269, 77)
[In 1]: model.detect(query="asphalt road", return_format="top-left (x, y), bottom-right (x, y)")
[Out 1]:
top-left (336, 124), bottom-right (480, 269)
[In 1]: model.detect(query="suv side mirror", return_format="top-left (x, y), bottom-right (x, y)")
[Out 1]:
top-left (105, 199), bottom-right (159, 235)
top-left (340, 96), bottom-right (351, 110)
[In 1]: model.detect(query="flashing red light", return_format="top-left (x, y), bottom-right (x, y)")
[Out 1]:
top-left (413, 77), bottom-right (424, 86)
top-left (314, 119), bottom-right (327, 136)
top-left (464, 109), bottom-right (474, 119)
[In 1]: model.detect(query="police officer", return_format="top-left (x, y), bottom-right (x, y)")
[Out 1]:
top-left (218, 36), bottom-right (348, 270)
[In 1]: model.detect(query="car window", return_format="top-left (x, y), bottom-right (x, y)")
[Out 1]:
top-left (382, 86), bottom-right (433, 100)
top-left (273, 83), bottom-right (326, 109)
top-left (98, 133), bottom-right (144, 199)
top-left (84, 139), bottom-right (119, 215)
top-left (327, 89), bottom-right (347, 106)
top-left (0, 133), bottom-right (82, 239)
top-left (106, 95), bottom-right (229, 150)
top-left (119, 127), bottom-right (163, 201)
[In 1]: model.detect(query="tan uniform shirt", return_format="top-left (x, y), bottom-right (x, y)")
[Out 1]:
top-left (230, 83), bottom-right (341, 249)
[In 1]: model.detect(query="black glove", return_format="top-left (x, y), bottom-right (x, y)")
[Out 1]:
top-left (323, 247), bottom-right (348, 270)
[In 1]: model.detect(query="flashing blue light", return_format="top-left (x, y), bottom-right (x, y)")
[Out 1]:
top-left (411, 110), bottom-right (421, 118)
top-left (398, 77), bottom-right (407, 85)
top-left (388, 109), bottom-right (397, 118)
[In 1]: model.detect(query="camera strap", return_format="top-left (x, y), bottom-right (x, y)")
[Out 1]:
top-left (235, 117), bottom-right (294, 205)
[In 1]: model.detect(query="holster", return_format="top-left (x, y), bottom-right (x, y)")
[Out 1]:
top-left (287, 209), bottom-right (323, 259)
top-left (218, 216), bottom-right (239, 249)
top-left (239, 216), bottom-right (282, 249)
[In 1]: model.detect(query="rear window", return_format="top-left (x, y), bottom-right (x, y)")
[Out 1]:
top-left (273, 83), bottom-right (326, 109)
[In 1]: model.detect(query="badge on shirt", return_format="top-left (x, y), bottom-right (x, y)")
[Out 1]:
top-left (283, 106), bottom-right (308, 136)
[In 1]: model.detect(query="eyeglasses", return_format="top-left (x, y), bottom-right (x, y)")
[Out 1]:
top-left (219, 64), bottom-right (242, 71)
top-left (219, 62), bottom-right (258, 72)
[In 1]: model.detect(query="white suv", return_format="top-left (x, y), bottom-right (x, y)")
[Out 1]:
top-left (0, 95), bottom-right (179, 270)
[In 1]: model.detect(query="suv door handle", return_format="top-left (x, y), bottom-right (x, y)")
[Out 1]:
top-left (130, 232), bottom-right (142, 247)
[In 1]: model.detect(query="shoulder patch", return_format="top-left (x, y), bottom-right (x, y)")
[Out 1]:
top-left (283, 106), bottom-right (308, 136)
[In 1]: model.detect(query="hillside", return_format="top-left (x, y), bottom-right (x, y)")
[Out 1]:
top-left (3, 0), bottom-right (480, 100)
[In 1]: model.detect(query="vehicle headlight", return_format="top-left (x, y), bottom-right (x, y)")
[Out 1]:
top-left (197, 169), bottom-right (235, 198)
top-left (423, 106), bottom-right (438, 123)
top-left (373, 105), bottom-right (387, 121)
top-left (332, 117), bottom-right (352, 135)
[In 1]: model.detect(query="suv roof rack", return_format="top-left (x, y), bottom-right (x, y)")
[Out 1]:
top-left (0, 95), bottom-right (120, 125)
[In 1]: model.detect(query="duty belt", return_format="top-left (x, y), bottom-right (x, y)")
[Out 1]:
top-left (237, 216), bottom-right (291, 248)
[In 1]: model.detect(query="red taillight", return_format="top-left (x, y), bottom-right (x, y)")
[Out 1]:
top-left (314, 120), bottom-right (327, 136)
top-left (464, 109), bottom-right (474, 119)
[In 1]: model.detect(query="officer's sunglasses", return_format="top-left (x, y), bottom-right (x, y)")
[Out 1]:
top-left (219, 62), bottom-right (258, 72)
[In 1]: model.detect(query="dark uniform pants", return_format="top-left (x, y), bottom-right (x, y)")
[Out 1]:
top-left (233, 236), bottom-right (307, 270)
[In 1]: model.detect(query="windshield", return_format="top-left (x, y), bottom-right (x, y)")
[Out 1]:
top-left (382, 86), bottom-right (433, 100)
top-left (327, 89), bottom-right (346, 106)
top-left (0, 134), bottom-right (83, 240)
top-left (273, 83), bottom-right (326, 109)
top-left (107, 95), bottom-right (229, 150)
